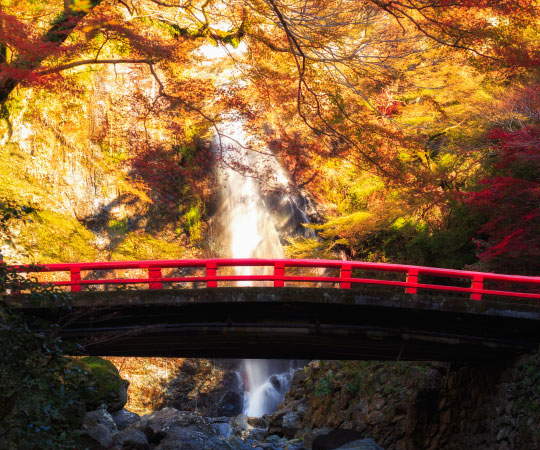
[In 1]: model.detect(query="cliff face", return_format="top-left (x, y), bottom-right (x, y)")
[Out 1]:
top-left (270, 354), bottom-right (540, 450)
top-left (0, 64), bottom-right (204, 265)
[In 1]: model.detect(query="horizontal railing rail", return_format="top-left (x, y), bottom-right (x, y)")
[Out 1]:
top-left (5, 258), bottom-right (540, 301)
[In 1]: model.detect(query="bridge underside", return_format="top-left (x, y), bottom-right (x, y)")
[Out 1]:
top-left (14, 287), bottom-right (540, 362)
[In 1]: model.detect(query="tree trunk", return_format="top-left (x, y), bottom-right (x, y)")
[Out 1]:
top-left (0, 0), bottom-right (103, 104)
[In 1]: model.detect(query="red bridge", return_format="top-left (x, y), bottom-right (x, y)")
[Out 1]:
top-left (9, 258), bottom-right (540, 301)
top-left (7, 258), bottom-right (540, 361)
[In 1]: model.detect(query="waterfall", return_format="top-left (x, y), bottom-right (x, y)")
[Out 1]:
top-left (215, 116), bottom-right (284, 286)
top-left (203, 39), bottom-right (315, 417)
top-left (242, 360), bottom-right (296, 417)
top-left (213, 117), bottom-right (306, 416)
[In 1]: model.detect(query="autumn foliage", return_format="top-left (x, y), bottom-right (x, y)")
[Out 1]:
top-left (468, 124), bottom-right (540, 274)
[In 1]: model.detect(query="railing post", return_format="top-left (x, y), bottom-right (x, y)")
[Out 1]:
top-left (206, 262), bottom-right (217, 288)
top-left (340, 264), bottom-right (351, 289)
top-left (405, 268), bottom-right (418, 294)
top-left (70, 268), bottom-right (82, 292)
top-left (274, 261), bottom-right (285, 287)
top-left (0, 252), bottom-right (5, 294)
top-left (470, 275), bottom-right (484, 301)
top-left (149, 267), bottom-right (163, 290)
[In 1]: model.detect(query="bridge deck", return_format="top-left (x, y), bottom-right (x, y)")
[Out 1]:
top-left (13, 287), bottom-right (540, 361)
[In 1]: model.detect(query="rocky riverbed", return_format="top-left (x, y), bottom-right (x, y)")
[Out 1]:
top-left (81, 406), bottom-right (384, 450)
top-left (80, 352), bottom-right (540, 450)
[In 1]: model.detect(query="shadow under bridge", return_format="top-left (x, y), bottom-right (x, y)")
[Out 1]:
top-left (8, 258), bottom-right (540, 362)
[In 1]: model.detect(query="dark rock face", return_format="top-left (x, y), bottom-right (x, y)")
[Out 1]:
top-left (112, 428), bottom-right (149, 450)
top-left (154, 427), bottom-right (229, 450)
top-left (312, 430), bottom-right (366, 450)
top-left (162, 359), bottom-right (244, 417)
top-left (142, 408), bottom-right (214, 443)
top-left (112, 408), bottom-right (141, 431)
top-left (82, 406), bottom-right (118, 448)
top-left (269, 354), bottom-right (540, 450)
top-left (217, 391), bottom-right (244, 417)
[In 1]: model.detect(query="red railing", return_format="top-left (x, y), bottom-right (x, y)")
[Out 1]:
top-left (6, 258), bottom-right (540, 302)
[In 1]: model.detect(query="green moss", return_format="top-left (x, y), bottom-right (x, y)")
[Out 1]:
top-left (315, 371), bottom-right (335, 397)
top-left (310, 361), bottom-right (431, 404)
top-left (108, 218), bottom-right (129, 234)
top-left (17, 210), bottom-right (99, 263)
top-left (111, 232), bottom-right (185, 260)
top-left (78, 356), bottom-right (128, 411)
top-left (0, 145), bottom-right (53, 204)
top-left (183, 203), bottom-right (203, 242)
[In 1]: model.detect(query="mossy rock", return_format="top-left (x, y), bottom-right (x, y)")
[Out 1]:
top-left (79, 357), bottom-right (129, 412)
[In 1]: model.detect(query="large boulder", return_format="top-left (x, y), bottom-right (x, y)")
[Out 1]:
top-left (112, 408), bottom-right (141, 431)
top-left (312, 429), bottom-right (365, 450)
top-left (79, 357), bottom-right (129, 412)
top-left (112, 428), bottom-right (149, 450)
top-left (217, 391), bottom-right (244, 417)
top-left (162, 359), bottom-right (244, 417)
top-left (212, 422), bottom-right (233, 439)
top-left (142, 408), bottom-right (215, 443)
top-left (154, 427), bottom-right (231, 450)
top-left (282, 411), bottom-right (302, 438)
top-left (82, 406), bottom-right (118, 448)
top-left (226, 435), bottom-right (253, 450)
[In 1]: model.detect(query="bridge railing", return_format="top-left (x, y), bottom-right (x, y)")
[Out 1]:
top-left (6, 258), bottom-right (540, 301)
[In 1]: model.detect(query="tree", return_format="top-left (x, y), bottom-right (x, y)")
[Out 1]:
top-left (467, 123), bottom-right (540, 274)
top-left (0, 0), bottom-right (104, 103)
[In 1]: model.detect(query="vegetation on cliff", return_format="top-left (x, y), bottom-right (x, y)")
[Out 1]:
top-left (1, 0), bottom-right (539, 273)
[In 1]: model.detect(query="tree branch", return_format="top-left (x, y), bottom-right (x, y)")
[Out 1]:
top-left (38, 58), bottom-right (154, 74)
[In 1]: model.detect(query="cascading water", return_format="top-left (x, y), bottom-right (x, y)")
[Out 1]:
top-left (242, 360), bottom-right (297, 417)
top-left (215, 117), bottom-right (284, 284)
top-left (204, 40), bottom-right (315, 417)
top-left (213, 117), bottom-right (308, 416)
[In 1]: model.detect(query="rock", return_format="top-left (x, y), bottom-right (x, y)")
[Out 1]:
top-left (296, 404), bottom-right (307, 418)
top-left (144, 408), bottom-right (214, 443)
top-left (283, 411), bottom-right (302, 428)
top-left (217, 391), bottom-right (244, 417)
top-left (144, 408), bottom-right (181, 442)
top-left (282, 411), bottom-right (302, 438)
top-left (268, 408), bottom-right (290, 436)
top-left (247, 427), bottom-right (267, 441)
top-left (312, 429), bottom-right (366, 450)
top-left (112, 408), bottom-right (141, 431)
top-left (83, 406), bottom-right (118, 448)
top-left (227, 435), bottom-right (254, 450)
top-left (154, 427), bottom-right (230, 450)
top-left (269, 374), bottom-right (283, 391)
top-left (79, 356), bottom-right (129, 412)
top-left (334, 439), bottom-right (385, 450)
top-left (112, 428), bottom-right (149, 450)
top-left (248, 416), bottom-right (268, 428)
top-left (230, 414), bottom-right (250, 434)
top-left (310, 361), bottom-right (321, 374)
top-left (266, 434), bottom-right (283, 443)
top-left (212, 422), bottom-right (233, 439)
top-left (303, 427), bottom-right (333, 449)
top-left (497, 427), bottom-right (510, 442)
top-left (162, 359), bottom-right (245, 417)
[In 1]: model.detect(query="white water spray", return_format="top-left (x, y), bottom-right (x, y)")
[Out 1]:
top-left (215, 117), bottom-right (285, 285)
top-left (214, 119), bottom-right (304, 416)
top-left (242, 360), bottom-right (296, 417)
top-left (207, 42), bottom-right (312, 417)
